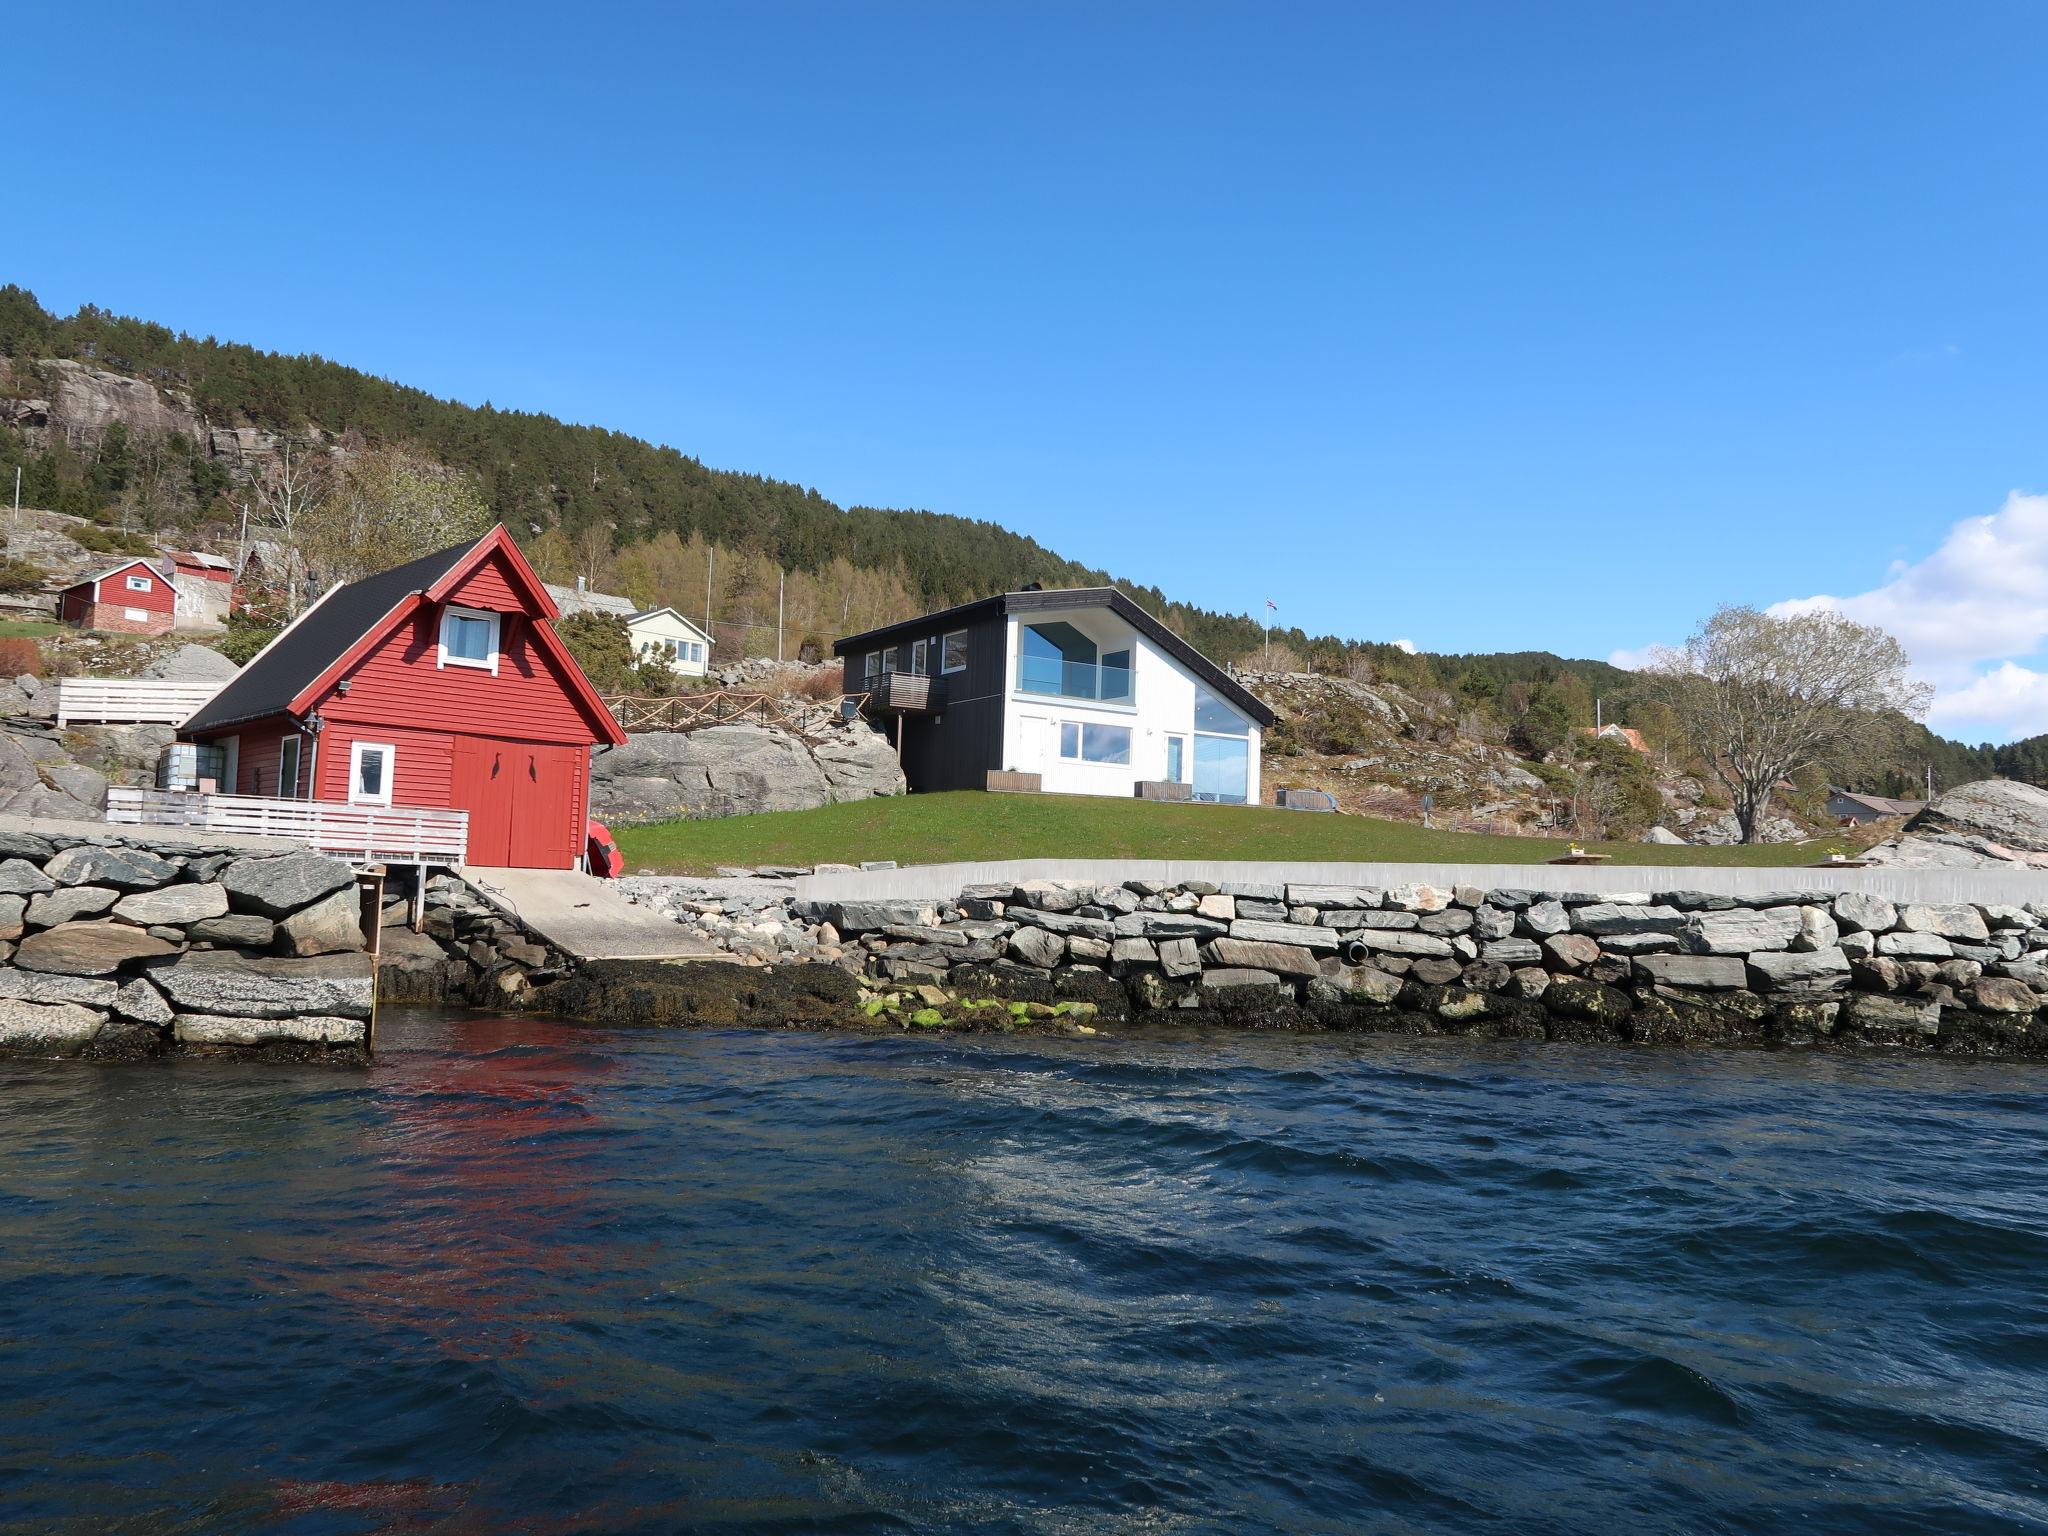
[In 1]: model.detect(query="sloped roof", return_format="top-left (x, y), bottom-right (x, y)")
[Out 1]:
top-left (626, 606), bottom-right (712, 640)
top-left (832, 585), bottom-right (1277, 728)
top-left (544, 580), bottom-right (637, 618)
top-left (61, 556), bottom-right (174, 594)
top-left (181, 539), bottom-right (483, 732)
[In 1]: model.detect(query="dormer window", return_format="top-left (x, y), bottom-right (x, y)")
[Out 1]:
top-left (438, 604), bottom-right (500, 675)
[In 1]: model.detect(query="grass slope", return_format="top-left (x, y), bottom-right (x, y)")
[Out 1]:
top-left (615, 791), bottom-right (1869, 875)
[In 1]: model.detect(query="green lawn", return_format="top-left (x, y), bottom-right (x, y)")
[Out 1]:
top-left (0, 620), bottom-right (63, 637)
top-left (615, 790), bottom-right (1869, 874)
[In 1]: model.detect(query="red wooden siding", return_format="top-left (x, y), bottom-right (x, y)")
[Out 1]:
top-left (313, 721), bottom-right (459, 811)
top-left (311, 605), bottom-right (603, 745)
top-left (440, 553), bottom-right (523, 613)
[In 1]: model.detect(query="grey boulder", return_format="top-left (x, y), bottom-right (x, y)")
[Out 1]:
top-left (145, 952), bottom-right (374, 1020)
top-left (221, 852), bottom-right (355, 918)
top-left (112, 882), bottom-right (229, 928)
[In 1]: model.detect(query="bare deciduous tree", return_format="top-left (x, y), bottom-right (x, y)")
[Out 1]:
top-left (302, 447), bottom-right (494, 589)
top-left (248, 436), bottom-right (332, 615)
top-left (1649, 605), bottom-right (1931, 843)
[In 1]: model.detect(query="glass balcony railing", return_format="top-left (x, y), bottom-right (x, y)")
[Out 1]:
top-left (1017, 656), bottom-right (1133, 703)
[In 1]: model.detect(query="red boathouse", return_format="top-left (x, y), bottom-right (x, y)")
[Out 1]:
top-left (177, 526), bottom-right (627, 869)
top-left (57, 557), bottom-right (179, 634)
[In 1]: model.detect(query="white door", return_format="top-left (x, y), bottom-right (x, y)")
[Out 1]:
top-left (1012, 714), bottom-right (1047, 776)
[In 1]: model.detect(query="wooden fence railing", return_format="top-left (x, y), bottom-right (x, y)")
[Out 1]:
top-left (55, 678), bottom-right (226, 727)
top-left (600, 690), bottom-right (866, 740)
top-left (105, 787), bottom-right (469, 866)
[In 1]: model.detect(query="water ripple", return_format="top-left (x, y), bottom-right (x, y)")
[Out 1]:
top-left (1, 1010), bottom-right (2045, 1534)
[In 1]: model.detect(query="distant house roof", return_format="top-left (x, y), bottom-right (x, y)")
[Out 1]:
top-left (1581, 723), bottom-right (1650, 753)
top-left (1829, 788), bottom-right (1928, 818)
top-left (626, 606), bottom-right (712, 641)
top-left (169, 550), bottom-right (234, 579)
top-left (544, 580), bottom-right (637, 619)
top-left (833, 586), bottom-right (1277, 728)
top-left (60, 556), bottom-right (174, 595)
top-left (183, 526), bottom-right (626, 745)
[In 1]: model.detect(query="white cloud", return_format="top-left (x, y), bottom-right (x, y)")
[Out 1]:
top-left (1390, 637), bottom-right (1417, 654)
top-left (1769, 491), bottom-right (2048, 685)
top-left (1608, 491), bottom-right (2048, 741)
top-left (1924, 663), bottom-right (2048, 742)
top-left (1607, 644), bottom-right (1663, 672)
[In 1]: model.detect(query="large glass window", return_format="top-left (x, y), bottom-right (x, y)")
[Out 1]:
top-left (1100, 648), bottom-right (1132, 703)
top-left (1058, 721), bottom-right (1131, 764)
top-left (1193, 735), bottom-right (1249, 803)
top-left (941, 630), bottom-right (969, 674)
top-left (1019, 622), bottom-right (1132, 703)
top-left (1194, 683), bottom-right (1247, 735)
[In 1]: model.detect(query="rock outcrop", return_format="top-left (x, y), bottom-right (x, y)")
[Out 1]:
top-left (1864, 780), bottom-right (2048, 869)
top-left (590, 721), bottom-right (904, 824)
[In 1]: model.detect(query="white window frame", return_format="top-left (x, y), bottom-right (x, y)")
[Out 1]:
top-left (124, 573), bottom-right (153, 593)
top-left (1164, 733), bottom-right (1188, 783)
top-left (910, 638), bottom-right (930, 676)
top-left (437, 603), bottom-right (501, 675)
top-left (941, 630), bottom-right (969, 674)
top-left (864, 650), bottom-right (879, 679)
top-left (348, 740), bottom-right (396, 806)
top-left (278, 735), bottom-right (302, 799)
top-left (123, 607), bottom-right (149, 622)
top-left (1057, 720), bottom-right (1132, 765)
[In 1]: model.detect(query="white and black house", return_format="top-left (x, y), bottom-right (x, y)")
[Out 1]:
top-left (835, 587), bottom-right (1274, 803)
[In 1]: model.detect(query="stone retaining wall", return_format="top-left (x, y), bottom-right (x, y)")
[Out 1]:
top-left (810, 877), bottom-right (2048, 1052)
top-left (0, 826), bottom-right (374, 1061)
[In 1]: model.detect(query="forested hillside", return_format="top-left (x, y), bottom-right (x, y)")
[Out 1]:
top-left (0, 284), bottom-right (2013, 797)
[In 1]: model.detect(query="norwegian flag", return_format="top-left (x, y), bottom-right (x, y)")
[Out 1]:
top-left (1264, 599), bottom-right (1277, 612)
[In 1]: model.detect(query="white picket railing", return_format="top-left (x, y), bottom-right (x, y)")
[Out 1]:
top-left (105, 786), bottom-right (468, 866)
top-left (55, 678), bottom-right (226, 728)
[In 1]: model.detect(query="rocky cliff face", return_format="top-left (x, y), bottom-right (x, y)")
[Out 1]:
top-left (0, 359), bottom-right (206, 447)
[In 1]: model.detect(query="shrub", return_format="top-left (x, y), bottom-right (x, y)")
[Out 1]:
top-left (0, 636), bottom-right (42, 676)
top-left (555, 612), bottom-right (637, 692)
top-left (213, 621), bottom-right (280, 666)
top-left (68, 523), bottom-right (154, 556)
top-left (0, 557), bottom-right (49, 594)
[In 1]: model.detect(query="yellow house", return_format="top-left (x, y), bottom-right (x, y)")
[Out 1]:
top-left (624, 606), bottom-right (712, 678)
top-left (545, 581), bottom-right (713, 678)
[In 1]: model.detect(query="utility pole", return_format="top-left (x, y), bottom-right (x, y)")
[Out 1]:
top-left (1927, 763), bottom-right (1934, 800)
top-left (705, 547), bottom-right (714, 636)
top-left (1596, 697), bottom-right (1603, 729)
top-left (776, 569), bottom-right (785, 662)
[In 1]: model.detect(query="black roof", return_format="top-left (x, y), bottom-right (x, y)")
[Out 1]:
top-left (182, 536), bottom-right (485, 734)
top-left (833, 586), bottom-right (1276, 728)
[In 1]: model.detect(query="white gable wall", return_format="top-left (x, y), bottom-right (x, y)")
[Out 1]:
top-left (626, 610), bottom-right (712, 677)
top-left (998, 606), bottom-right (1261, 802)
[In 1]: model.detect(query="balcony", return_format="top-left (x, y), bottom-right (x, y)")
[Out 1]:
top-left (1015, 655), bottom-right (1133, 704)
top-left (858, 670), bottom-right (940, 714)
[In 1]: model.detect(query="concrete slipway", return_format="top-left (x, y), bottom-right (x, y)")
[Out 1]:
top-left (464, 866), bottom-right (720, 961)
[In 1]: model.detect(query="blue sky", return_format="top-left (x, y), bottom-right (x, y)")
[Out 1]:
top-left (13, 3), bottom-right (2048, 739)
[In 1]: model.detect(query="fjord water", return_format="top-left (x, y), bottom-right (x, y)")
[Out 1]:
top-left (2, 1012), bottom-right (2044, 1534)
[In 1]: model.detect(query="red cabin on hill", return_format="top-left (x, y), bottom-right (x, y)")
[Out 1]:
top-left (177, 526), bottom-right (627, 869)
top-left (57, 557), bottom-right (178, 634)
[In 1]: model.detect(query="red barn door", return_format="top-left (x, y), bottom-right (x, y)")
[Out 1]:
top-left (451, 737), bottom-right (583, 869)
top-left (451, 737), bottom-right (516, 866)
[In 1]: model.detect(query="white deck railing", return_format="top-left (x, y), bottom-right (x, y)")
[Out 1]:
top-left (55, 678), bottom-right (226, 727)
top-left (105, 787), bottom-right (468, 866)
